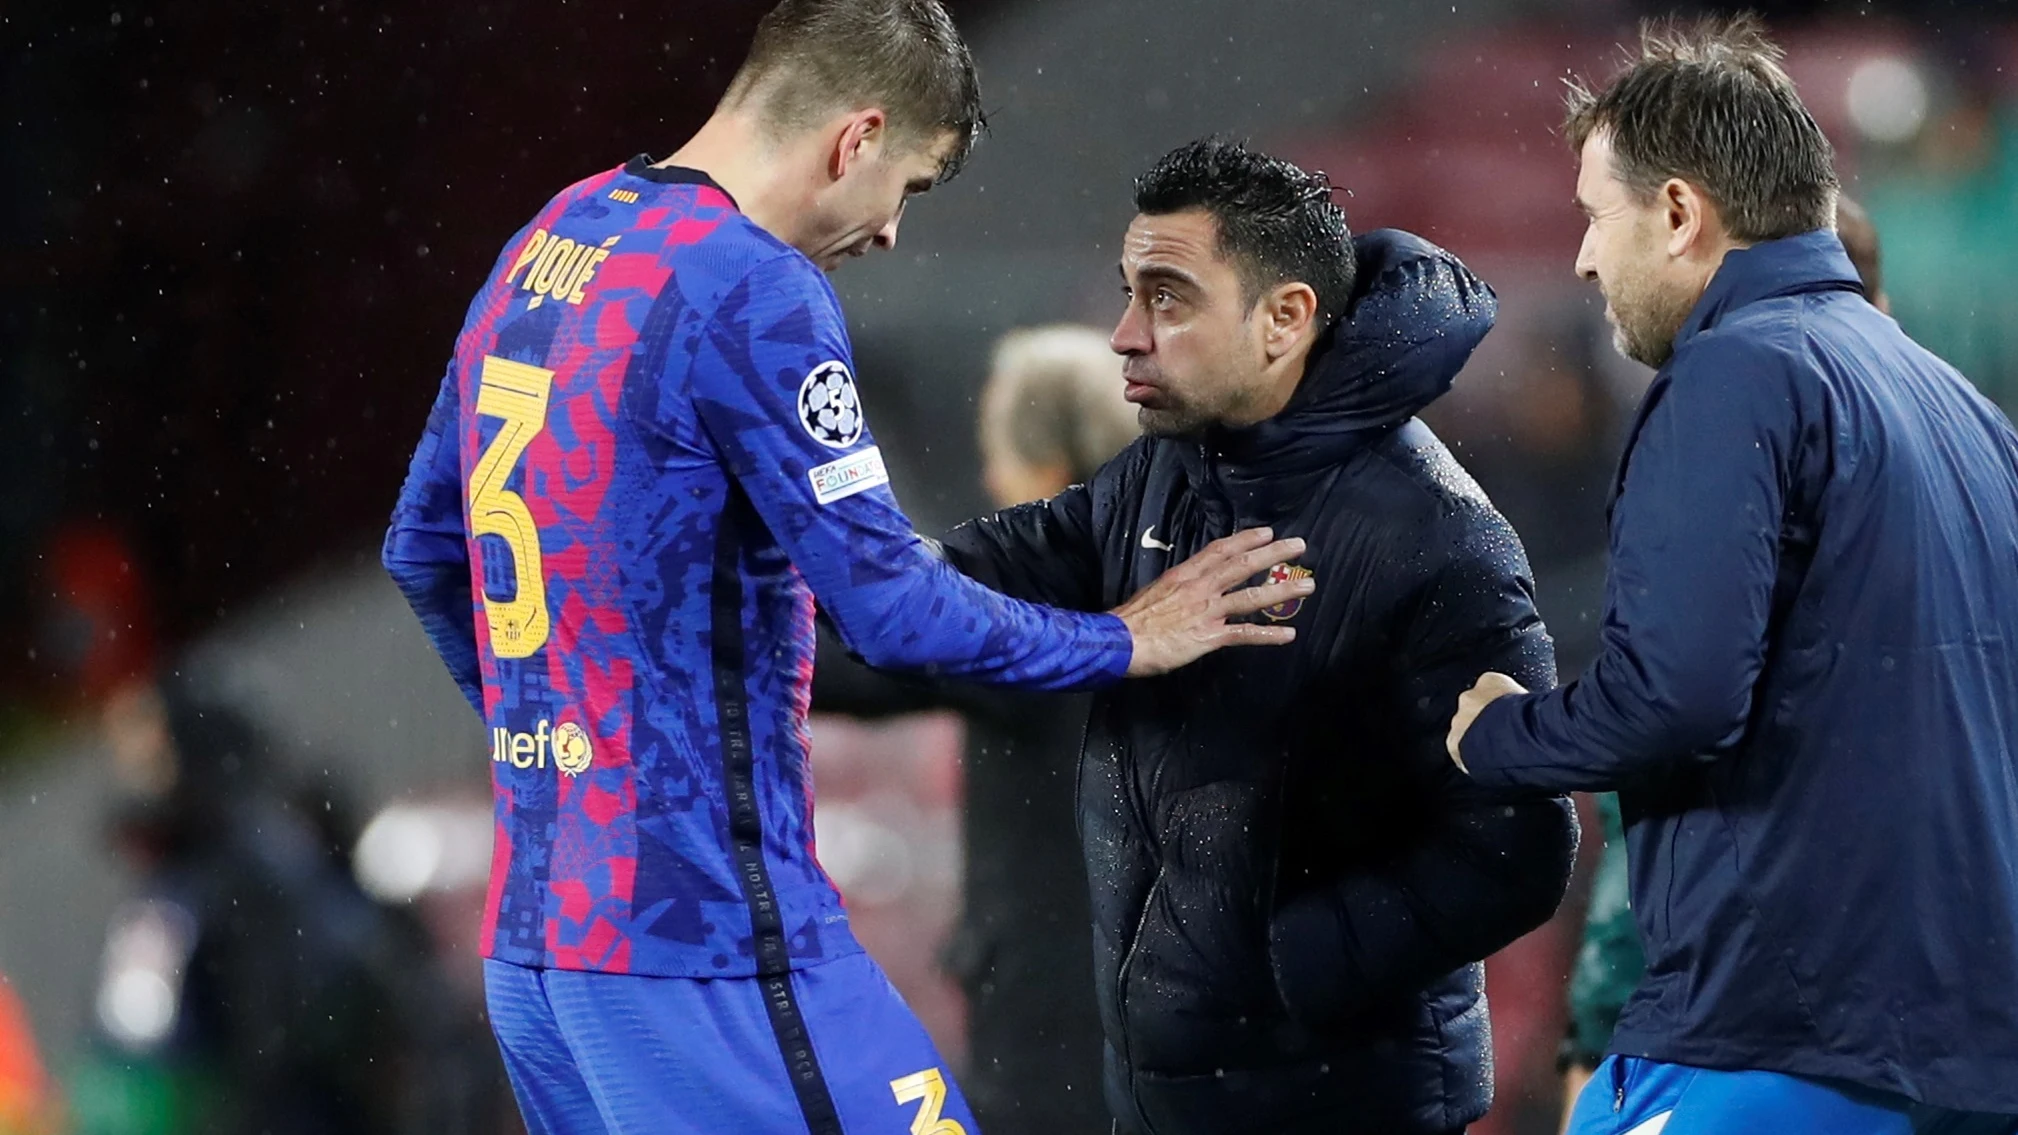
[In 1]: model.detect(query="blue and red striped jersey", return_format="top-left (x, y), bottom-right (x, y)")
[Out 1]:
top-left (384, 157), bottom-right (1132, 977)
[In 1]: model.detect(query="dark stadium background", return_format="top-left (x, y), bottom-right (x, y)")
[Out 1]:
top-left (5, 1), bottom-right (2015, 1132)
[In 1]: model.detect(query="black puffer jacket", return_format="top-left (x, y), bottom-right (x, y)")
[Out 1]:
top-left (940, 231), bottom-right (1578, 1135)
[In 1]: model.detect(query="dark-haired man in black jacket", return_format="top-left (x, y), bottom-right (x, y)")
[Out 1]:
top-left (933, 139), bottom-right (1578, 1135)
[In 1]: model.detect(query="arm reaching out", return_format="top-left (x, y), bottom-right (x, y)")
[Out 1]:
top-left (1455, 334), bottom-right (1798, 791)
top-left (686, 252), bottom-right (1305, 689)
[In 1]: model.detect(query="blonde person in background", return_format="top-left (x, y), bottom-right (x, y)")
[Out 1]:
top-left (815, 324), bottom-right (1138, 1135)
top-left (979, 326), bottom-right (1142, 511)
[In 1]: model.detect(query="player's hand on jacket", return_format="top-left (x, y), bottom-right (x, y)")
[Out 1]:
top-left (1113, 528), bottom-right (1311, 677)
top-left (1446, 671), bottom-right (1528, 772)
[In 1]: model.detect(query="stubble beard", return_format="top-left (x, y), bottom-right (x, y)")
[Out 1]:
top-left (1129, 363), bottom-right (1221, 438)
top-left (1137, 402), bottom-right (1211, 438)
top-left (1606, 270), bottom-right (1696, 371)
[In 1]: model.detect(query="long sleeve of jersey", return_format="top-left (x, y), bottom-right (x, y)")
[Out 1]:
top-left (682, 252), bottom-right (1131, 691)
top-left (382, 365), bottom-right (485, 716)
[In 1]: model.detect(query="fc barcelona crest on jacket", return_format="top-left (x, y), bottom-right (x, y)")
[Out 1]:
top-left (1263, 562), bottom-right (1313, 621)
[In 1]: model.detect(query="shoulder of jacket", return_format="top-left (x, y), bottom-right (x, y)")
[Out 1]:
top-left (1674, 307), bottom-right (1816, 390)
top-left (1088, 435), bottom-right (1161, 498)
top-left (1347, 427), bottom-right (1519, 575)
top-left (1071, 437), bottom-right (1153, 545)
top-left (1364, 424), bottom-right (1495, 517)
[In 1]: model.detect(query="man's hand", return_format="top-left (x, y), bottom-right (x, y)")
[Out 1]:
top-left (1447, 671), bottom-right (1528, 772)
top-left (1112, 527), bottom-right (1311, 678)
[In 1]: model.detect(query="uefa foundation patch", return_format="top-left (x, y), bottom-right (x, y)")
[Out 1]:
top-left (808, 447), bottom-right (889, 505)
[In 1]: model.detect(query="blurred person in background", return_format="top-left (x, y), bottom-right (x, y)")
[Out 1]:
top-left (1450, 17), bottom-right (2018, 1134)
top-left (1552, 193), bottom-right (1894, 1133)
top-left (1861, 24), bottom-right (2017, 410)
top-left (978, 327), bottom-right (1143, 517)
top-left (1835, 196), bottom-right (1889, 314)
top-left (74, 674), bottom-right (486, 1135)
top-left (815, 324), bottom-right (1138, 1135)
top-left (936, 139), bottom-right (1576, 1135)
top-left (380, 1), bottom-right (1308, 1131)
top-left (29, 520), bottom-right (156, 725)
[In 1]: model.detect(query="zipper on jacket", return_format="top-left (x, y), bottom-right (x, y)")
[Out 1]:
top-left (1110, 657), bottom-right (1186, 1125)
top-left (1112, 864), bottom-right (1165, 1104)
top-left (1107, 445), bottom-right (1226, 1129)
top-left (1197, 444), bottom-right (1236, 531)
top-left (1102, 641), bottom-right (1167, 1121)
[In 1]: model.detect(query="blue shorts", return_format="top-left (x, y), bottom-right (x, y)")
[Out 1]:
top-left (1567, 1056), bottom-right (2018, 1135)
top-left (484, 951), bottom-right (977, 1135)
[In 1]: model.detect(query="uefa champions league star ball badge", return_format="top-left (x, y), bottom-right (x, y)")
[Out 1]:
top-left (798, 360), bottom-right (864, 449)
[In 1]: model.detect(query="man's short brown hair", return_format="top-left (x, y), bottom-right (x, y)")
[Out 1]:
top-left (1565, 14), bottom-right (1839, 243)
top-left (724, 0), bottom-right (985, 181)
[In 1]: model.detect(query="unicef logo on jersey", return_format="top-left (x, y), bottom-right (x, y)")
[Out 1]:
top-left (798, 361), bottom-right (864, 449)
top-left (551, 722), bottom-right (594, 777)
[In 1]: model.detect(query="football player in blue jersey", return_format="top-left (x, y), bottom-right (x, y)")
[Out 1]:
top-left (383, 2), bottom-right (1310, 1133)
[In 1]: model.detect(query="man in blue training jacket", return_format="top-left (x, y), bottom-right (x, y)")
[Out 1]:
top-left (1447, 15), bottom-right (2018, 1135)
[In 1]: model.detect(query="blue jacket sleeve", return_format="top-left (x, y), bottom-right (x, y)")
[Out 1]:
top-left (683, 253), bottom-right (1132, 691)
top-left (382, 365), bottom-right (485, 717)
top-left (1461, 332), bottom-right (1798, 791)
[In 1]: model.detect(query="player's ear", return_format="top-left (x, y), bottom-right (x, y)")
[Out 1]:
top-left (830, 109), bottom-right (888, 181)
top-left (1663, 177), bottom-right (1712, 259)
top-left (1260, 281), bottom-right (1319, 362)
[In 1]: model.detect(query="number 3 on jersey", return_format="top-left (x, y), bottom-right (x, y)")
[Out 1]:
top-left (469, 355), bottom-right (553, 659)
top-left (890, 1069), bottom-right (966, 1135)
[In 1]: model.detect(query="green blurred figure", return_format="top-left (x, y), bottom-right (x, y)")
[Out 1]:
top-left (1556, 794), bottom-right (1642, 1125)
top-left (1863, 85), bottom-right (2017, 410)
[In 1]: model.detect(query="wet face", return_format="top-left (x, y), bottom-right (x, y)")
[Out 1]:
top-left (806, 127), bottom-right (956, 271)
top-left (1574, 131), bottom-right (1699, 369)
top-left (1110, 209), bottom-right (1275, 437)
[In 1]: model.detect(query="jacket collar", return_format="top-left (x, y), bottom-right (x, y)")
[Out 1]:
top-left (1604, 229), bottom-right (1862, 522)
top-left (1178, 229), bottom-right (1496, 501)
top-left (1672, 229), bottom-right (1862, 352)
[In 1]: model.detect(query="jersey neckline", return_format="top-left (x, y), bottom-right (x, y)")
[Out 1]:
top-left (623, 154), bottom-right (740, 210)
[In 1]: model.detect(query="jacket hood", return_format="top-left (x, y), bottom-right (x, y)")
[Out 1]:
top-left (1200, 229), bottom-right (1497, 478)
